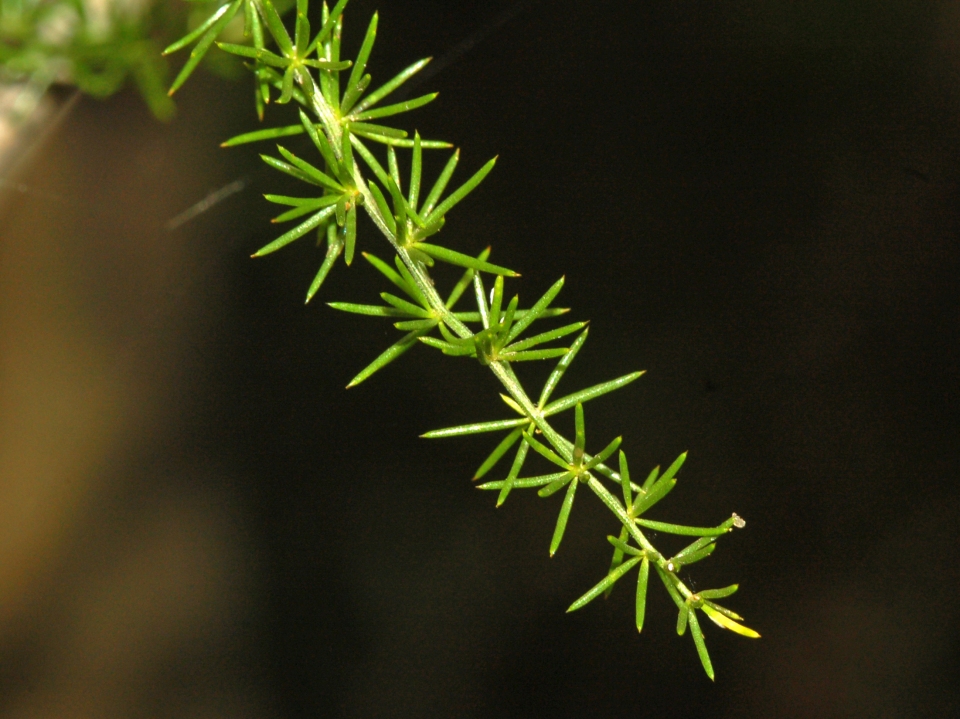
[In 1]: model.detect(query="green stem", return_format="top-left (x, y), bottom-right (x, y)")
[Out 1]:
top-left (304, 71), bottom-right (695, 601)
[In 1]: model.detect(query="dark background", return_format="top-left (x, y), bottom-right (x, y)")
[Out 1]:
top-left (2, 0), bottom-right (959, 717)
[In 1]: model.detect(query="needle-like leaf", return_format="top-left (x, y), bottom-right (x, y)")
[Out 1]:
top-left (636, 557), bottom-right (650, 632)
top-left (305, 227), bottom-right (343, 303)
top-left (506, 276), bottom-right (564, 344)
top-left (505, 321), bottom-right (588, 353)
top-left (422, 417), bottom-right (528, 439)
top-left (353, 57), bottom-right (432, 114)
top-left (538, 328), bottom-right (588, 408)
top-left (634, 519), bottom-right (731, 537)
top-left (343, 11), bottom-right (377, 111)
top-left (688, 609), bottom-right (715, 681)
top-left (416, 243), bottom-right (518, 276)
top-left (421, 150), bottom-right (460, 216)
top-left (327, 302), bottom-right (408, 318)
top-left (543, 372), bottom-right (645, 416)
top-left (271, 195), bottom-right (339, 223)
top-left (253, 205), bottom-right (336, 256)
top-left (422, 157), bottom-right (496, 226)
top-left (473, 427), bottom-right (524, 480)
top-left (549, 476), bottom-right (578, 556)
top-left (567, 556), bottom-right (642, 613)
top-left (346, 329), bottom-right (422, 388)
top-left (631, 475), bottom-right (677, 516)
top-left (354, 93), bottom-right (438, 121)
top-left (222, 124), bottom-right (306, 147)
top-left (167, 0), bottom-right (243, 95)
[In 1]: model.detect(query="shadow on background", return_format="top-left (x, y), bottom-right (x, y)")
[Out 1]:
top-left (1, 0), bottom-right (959, 717)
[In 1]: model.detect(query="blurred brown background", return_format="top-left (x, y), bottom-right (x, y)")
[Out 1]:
top-left (1, 1), bottom-right (959, 717)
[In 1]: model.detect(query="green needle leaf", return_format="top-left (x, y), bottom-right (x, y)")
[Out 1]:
top-left (306, 0), bottom-right (350, 56)
top-left (445, 248), bottom-right (490, 309)
top-left (538, 327), bottom-right (588, 407)
top-left (394, 319), bottom-right (437, 331)
top-left (655, 565), bottom-right (685, 609)
top-left (422, 157), bottom-right (496, 226)
top-left (361, 252), bottom-right (410, 296)
top-left (421, 417), bottom-right (528, 439)
top-left (163, 2), bottom-right (235, 56)
top-left (501, 348), bottom-right (569, 362)
top-left (634, 519), bottom-right (731, 537)
top-left (216, 43), bottom-right (287, 66)
top-left (506, 276), bottom-right (564, 344)
top-left (326, 302), bottom-right (408, 318)
top-left (387, 146), bottom-right (401, 189)
top-left (688, 609), bottom-right (715, 681)
top-left (583, 436), bottom-right (622, 471)
top-left (523, 431), bottom-right (571, 470)
top-left (342, 73), bottom-right (372, 116)
top-left (261, 153), bottom-right (323, 186)
top-left (604, 525), bottom-right (629, 599)
top-left (538, 473), bottom-right (574, 498)
top-left (344, 205), bottom-right (357, 264)
top-left (167, 0), bottom-right (242, 95)
top-left (506, 321), bottom-right (588, 353)
top-left (253, 205), bottom-right (336, 256)
top-left (549, 476), bottom-right (578, 556)
top-left (300, 109), bottom-right (339, 169)
top-left (543, 371), bottom-right (645, 417)
top-left (295, 0), bottom-right (310, 57)
top-left (566, 556), bottom-right (642, 613)
top-left (619, 451), bottom-right (632, 510)
top-left (272, 195), bottom-right (339, 223)
top-left (416, 243), bottom-right (518, 276)
top-left (221, 124), bottom-right (305, 147)
top-left (473, 427), bottom-right (524, 480)
top-left (630, 476), bottom-right (676, 516)
top-left (636, 556), bottom-right (650, 632)
top-left (392, 257), bottom-right (428, 306)
top-left (264, 194), bottom-right (326, 206)
top-left (410, 132), bottom-right (423, 212)
top-left (350, 135), bottom-right (392, 188)
top-left (380, 292), bottom-right (432, 318)
top-left (699, 585), bottom-right (739, 600)
top-left (478, 471), bottom-right (567, 491)
top-left (497, 436), bottom-right (531, 506)
top-left (350, 121), bottom-right (408, 139)
top-left (606, 535), bottom-right (641, 557)
top-left (489, 276), bottom-right (505, 328)
top-left (419, 336), bottom-right (476, 356)
top-left (674, 536), bottom-right (718, 562)
top-left (346, 329), bottom-right (422, 388)
top-left (660, 452), bottom-right (688, 484)
top-left (261, 0), bottom-right (294, 57)
top-left (677, 603), bottom-right (690, 636)
top-left (305, 226), bottom-right (343, 303)
top-left (671, 542), bottom-right (716, 568)
top-left (366, 181), bottom-right (396, 236)
top-left (573, 402), bottom-right (586, 460)
top-left (421, 150), bottom-right (459, 216)
top-left (353, 93), bottom-right (438, 121)
top-left (642, 465), bottom-right (660, 492)
top-left (386, 175), bottom-right (407, 229)
top-left (353, 57), bottom-right (432, 114)
top-left (343, 12), bottom-right (377, 111)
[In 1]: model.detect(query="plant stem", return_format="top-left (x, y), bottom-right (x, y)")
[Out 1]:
top-left (302, 53), bottom-right (698, 600)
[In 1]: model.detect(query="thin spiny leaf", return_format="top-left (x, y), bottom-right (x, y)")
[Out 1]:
top-left (566, 556), bottom-right (642, 613)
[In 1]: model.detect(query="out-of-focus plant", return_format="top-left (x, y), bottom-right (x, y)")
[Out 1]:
top-left (0, 0), bottom-right (177, 119)
top-left (181, 0), bottom-right (760, 679)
